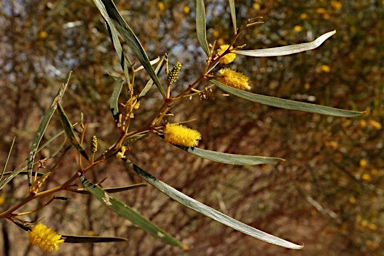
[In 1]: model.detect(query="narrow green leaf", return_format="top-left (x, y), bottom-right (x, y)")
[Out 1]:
top-left (212, 80), bottom-right (363, 117)
top-left (92, 0), bottom-right (165, 97)
top-left (71, 183), bottom-right (147, 194)
top-left (228, 0), bottom-right (237, 35)
top-left (196, 0), bottom-right (210, 56)
top-left (62, 235), bottom-right (128, 243)
top-left (177, 145), bottom-right (283, 165)
top-left (57, 102), bottom-right (89, 161)
top-left (109, 76), bottom-right (124, 124)
top-left (234, 30), bottom-right (336, 57)
top-left (79, 174), bottom-right (186, 249)
top-left (125, 160), bottom-right (303, 250)
top-left (27, 72), bottom-right (71, 185)
top-left (105, 22), bottom-right (130, 83)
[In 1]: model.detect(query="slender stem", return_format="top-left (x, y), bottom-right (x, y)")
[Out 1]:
top-left (0, 158), bottom-right (105, 219)
top-left (14, 196), bottom-right (56, 216)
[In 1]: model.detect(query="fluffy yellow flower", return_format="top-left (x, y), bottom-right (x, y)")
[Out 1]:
top-left (164, 123), bottom-right (201, 147)
top-left (216, 44), bottom-right (236, 64)
top-left (29, 224), bottom-right (64, 252)
top-left (217, 68), bottom-right (251, 90)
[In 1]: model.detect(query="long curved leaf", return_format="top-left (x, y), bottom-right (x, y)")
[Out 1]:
top-left (105, 21), bottom-right (130, 83)
top-left (125, 160), bottom-right (303, 249)
top-left (196, 0), bottom-right (210, 55)
top-left (212, 80), bottom-right (363, 117)
top-left (92, 0), bottom-right (165, 97)
top-left (177, 145), bottom-right (283, 165)
top-left (234, 30), bottom-right (336, 57)
top-left (62, 235), bottom-right (128, 243)
top-left (70, 183), bottom-right (147, 194)
top-left (27, 72), bottom-right (71, 185)
top-left (79, 174), bottom-right (186, 249)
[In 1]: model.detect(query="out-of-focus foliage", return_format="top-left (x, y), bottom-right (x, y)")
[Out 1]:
top-left (0, 0), bottom-right (382, 255)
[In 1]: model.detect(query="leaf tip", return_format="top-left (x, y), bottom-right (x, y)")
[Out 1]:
top-left (182, 244), bottom-right (192, 250)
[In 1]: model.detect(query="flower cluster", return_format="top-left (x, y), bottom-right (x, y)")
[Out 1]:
top-left (164, 123), bottom-right (201, 147)
top-left (216, 44), bottom-right (236, 64)
top-left (28, 223), bottom-right (64, 252)
top-left (217, 68), bottom-right (251, 90)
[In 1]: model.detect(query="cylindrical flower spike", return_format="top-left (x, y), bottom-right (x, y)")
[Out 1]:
top-left (164, 123), bottom-right (201, 147)
top-left (167, 62), bottom-right (182, 86)
top-left (91, 135), bottom-right (98, 153)
top-left (216, 44), bottom-right (237, 64)
top-left (28, 224), bottom-right (64, 252)
top-left (217, 68), bottom-right (251, 90)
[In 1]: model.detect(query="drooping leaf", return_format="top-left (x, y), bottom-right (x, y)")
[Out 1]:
top-left (26, 72), bottom-right (71, 186)
top-left (92, 0), bottom-right (165, 97)
top-left (212, 80), bottom-right (363, 117)
top-left (177, 145), bottom-right (283, 165)
top-left (125, 160), bottom-right (303, 250)
top-left (79, 174), bottom-right (186, 249)
top-left (109, 75), bottom-right (124, 124)
top-left (196, 0), bottom-right (210, 56)
top-left (70, 183), bottom-right (147, 194)
top-left (57, 102), bottom-right (89, 161)
top-left (62, 235), bottom-right (128, 243)
top-left (234, 30), bottom-right (336, 57)
top-left (228, 0), bottom-right (237, 35)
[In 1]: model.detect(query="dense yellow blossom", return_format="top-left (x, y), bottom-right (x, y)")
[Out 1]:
top-left (218, 68), bottom-right (251, 90)
top-left (216, 44), bottom-right (236, 64)
top-left (29, 224), bottom-right (64, 252)
top-left (164, 123), bottom-right (201, 147)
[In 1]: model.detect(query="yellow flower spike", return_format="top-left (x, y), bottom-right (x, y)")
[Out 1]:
top-left (164, 123), bottom-right (201, 147)
top-left (216, 44), bottom-right (236, 64)
top-left (91, 135), bottom-right (98, 153)
top-left (29, 224), bottom-right (64, 252)
top-left (167, 62), bottom-right (182, 86)
top-left (218, 68), bottom-right (251, 90)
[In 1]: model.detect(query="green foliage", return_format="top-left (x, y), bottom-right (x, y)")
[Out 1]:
top-left (0, 0), bottom-right (381, 255)
top-left (126, 159), bottom-right (302, 249)
top-left (212, 80), bottom-right (363, 117)
top-left (80, 173), bottom-right (186, 248)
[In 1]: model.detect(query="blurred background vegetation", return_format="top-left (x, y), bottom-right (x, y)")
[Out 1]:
top-left (0, 0), bottom-right (383, 255)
